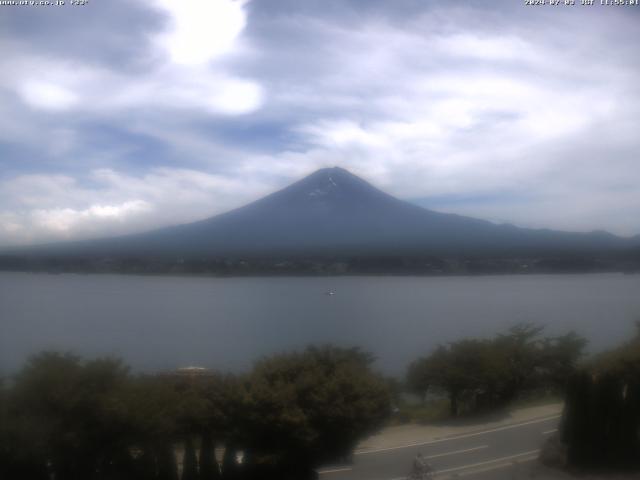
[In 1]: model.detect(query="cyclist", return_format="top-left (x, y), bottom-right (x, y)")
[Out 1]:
top-left (410, 452), bottom-right (433, 479)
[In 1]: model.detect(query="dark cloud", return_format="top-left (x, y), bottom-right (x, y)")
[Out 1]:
top-left (2, 1), bottom-right (165, 71)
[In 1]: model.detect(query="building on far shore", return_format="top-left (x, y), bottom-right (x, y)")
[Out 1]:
top-left (174, 366), bottom-right (211, 376)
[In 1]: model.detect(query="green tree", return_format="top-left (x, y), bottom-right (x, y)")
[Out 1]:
top-left (9, 352), bottom-right (135, 480)
top-left (408, 340), bottom-right (505, 416)
top-left (539, 331), bottom-right (588, 393)
top-left (182, 437), bottom-right (199, 480)
top-left (199, 431), bottom-right (220, 480)
top-left (493, 323), bottom-right (545, 403)
top-left (241, 346), bottom-right (390, 479)
top-left (172, 372), bottom-right (239, 480)
top-left (408, 325), bottom-right (587, 417)
top-left (406, 356), bottom-right (437, 403)
top-left (561, 322), bottom-right (640, 470)
top-left (124, 375), bottom-right (184, 480)
top-left (221, 444), bottom-right (241, 480)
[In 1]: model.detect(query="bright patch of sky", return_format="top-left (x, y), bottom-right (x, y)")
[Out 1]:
top-left (1, 0), bottom-right (639, 246)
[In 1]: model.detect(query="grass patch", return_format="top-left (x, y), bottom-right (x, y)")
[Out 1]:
top-left (389, 399), bottom-right (450, 425)
top-left (512, 392), bottom-right (564, 410)
top-left (389, 391), bottom-right (563, 426)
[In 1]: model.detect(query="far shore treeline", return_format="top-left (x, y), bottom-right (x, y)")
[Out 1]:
top-left (1, 252), bottom-right (640, 276)
top-left (1, 324), bottom-right (639, 479)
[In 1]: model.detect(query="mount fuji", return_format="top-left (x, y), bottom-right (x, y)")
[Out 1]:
top-left (7, 167), bottom-right (639, 259)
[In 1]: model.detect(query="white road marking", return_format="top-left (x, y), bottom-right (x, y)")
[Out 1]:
top-left (450, 454), bottom-right (538, 477)
top-left (387, 451), bottom-right (540, 479)
top-left (355, 415), bottom-right (560, 455)
top-left (425, 445), bottom-right (488, 460)
top-left (317, 466), bottom-right (353, 475)
top-left (542, 429), bottom-right (558, 435)
top-left (433, 449), bottom-right (539, 476)
top-left (317, 446), bottom-right (488, 476)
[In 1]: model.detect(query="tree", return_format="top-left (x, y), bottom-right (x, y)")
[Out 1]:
top-left (406, 357), bottom-right (436, 403)
top-left (561, 322), bottom-right (640, 470)
top-left (9, 352), bottom-right (135, 480)
top-left (1, 378), bottom-right (49, 480)
top-left (171, 372), bottom-right (240, 480)
top-left (220, 444), bottom-right (241, 480)
top-left (197, 374), bottom-right (242, 479)
top-left (124, 375), bottom-right (186, 480)
top-left (407, 340), bottom-right (506, 416)
top-left (539, 331), bottom-right (588, 393)
top-left (199, 430), bottom-right (220, 480)
top-left (241, 346), bottom-right (390, 479)
top-left (492, 323), bottom-right (545, 403)
top-left (408, 325), bottom-right (587, 417)
top-left (182, 437), bottom-right (199, 480)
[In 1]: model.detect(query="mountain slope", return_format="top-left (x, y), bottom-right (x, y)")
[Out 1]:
top-left (12, 167), bottom-right (639, 258)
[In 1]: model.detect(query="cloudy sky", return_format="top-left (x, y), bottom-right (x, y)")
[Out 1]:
top-left (1, 0), bottom-right (639, 246)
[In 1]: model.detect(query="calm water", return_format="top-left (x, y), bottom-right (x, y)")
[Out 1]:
top-left (1, 272), bottom-right (639, 376)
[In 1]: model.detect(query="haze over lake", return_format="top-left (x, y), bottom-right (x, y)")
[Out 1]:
top-left (1, 272), bottom-right (639, 376)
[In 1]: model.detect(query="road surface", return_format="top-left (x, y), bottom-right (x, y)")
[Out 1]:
top-left (318, 414), bottom-right (560, 480)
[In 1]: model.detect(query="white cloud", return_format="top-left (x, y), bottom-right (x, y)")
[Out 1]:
top-left (31, 200), bottom-right (152, 234)
top-left (0, 1), bottom-right (639, 245)
top-left (248, 10), bottom-right (638, 235)
top-left (20, 81), bottom-right (78, 111)
top-left (299, 120), bottom-right (387, 149)
top-left (0, 168), bottom-right (274, 247)
top-left (4, 0), bottom-right (262, 118)
top-left (435, 33), bottom-right (535, 62)
top-left (151, 0), bottom-right (249, 65)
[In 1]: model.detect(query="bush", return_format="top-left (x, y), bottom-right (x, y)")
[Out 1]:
top-left (0, 346), bottom-right (390, 480)
top-left (407, 324), bottom-right (587, 417)
top-left (240, 346), bottom-right (391, 479)
top-left (561, 323), bottom-right (640, 471)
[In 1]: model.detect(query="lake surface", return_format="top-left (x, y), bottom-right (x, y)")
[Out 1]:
top-left (1, 272), bottom-right (639, 376)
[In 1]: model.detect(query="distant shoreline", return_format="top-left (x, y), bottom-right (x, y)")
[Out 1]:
top-left (0, 262), bottom-right (638, 279)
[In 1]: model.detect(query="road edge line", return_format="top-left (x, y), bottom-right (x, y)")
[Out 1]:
top-left (355, 415), bottom-right (560, 455)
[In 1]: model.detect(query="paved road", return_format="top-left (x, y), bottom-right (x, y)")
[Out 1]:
top-left (318, 414), bottom-right (560, 480)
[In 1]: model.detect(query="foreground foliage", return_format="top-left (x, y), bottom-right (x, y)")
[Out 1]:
top-left (0, 347), bottom-right (390, 480)
top-left (562, 323), bottom-right (640, 471)
top-left (407, 324), bottom-right (587, 416)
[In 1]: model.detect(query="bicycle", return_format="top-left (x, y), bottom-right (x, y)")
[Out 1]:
top-left (406, 463), bottom-right (435, 479)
